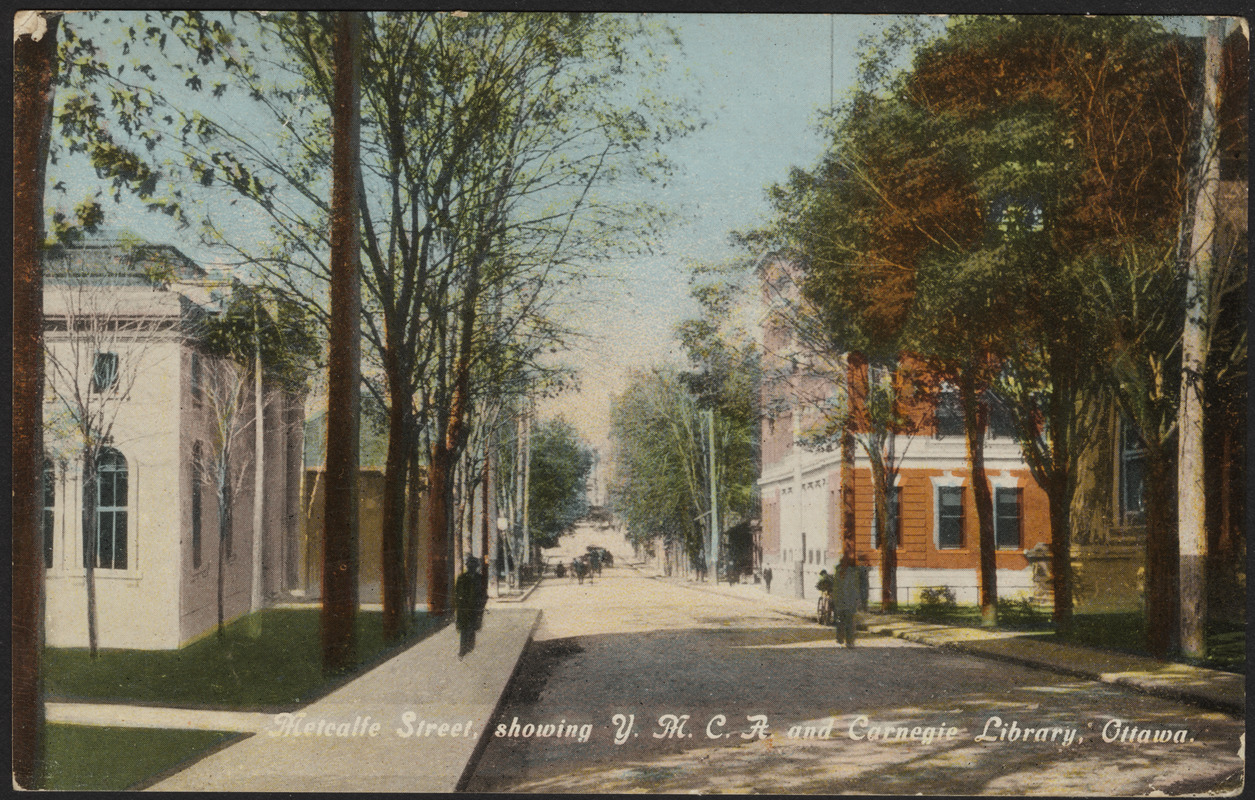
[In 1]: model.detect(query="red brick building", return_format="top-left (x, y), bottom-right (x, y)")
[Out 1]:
top-left (756, 254), bottom-right (1052, 604)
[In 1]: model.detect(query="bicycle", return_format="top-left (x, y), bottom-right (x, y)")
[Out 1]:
top-left (817, 592), bottom-right (834, 626)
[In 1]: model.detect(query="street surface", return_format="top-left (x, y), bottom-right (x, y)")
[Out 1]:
top-left (465, 525), bottom-right (1244, 795)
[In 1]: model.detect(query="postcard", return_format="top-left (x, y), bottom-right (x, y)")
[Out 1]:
top-left (12, 9), bottom-right (1246, 794)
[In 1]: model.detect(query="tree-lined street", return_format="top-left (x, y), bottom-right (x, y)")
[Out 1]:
top-left (13, 11), bottom-right (1245, 792)
top-left (467, 532), bottom-right (1243, 794)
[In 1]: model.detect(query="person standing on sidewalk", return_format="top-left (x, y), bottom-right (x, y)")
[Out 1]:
top-left (455, 557), bottom-right (487, 658)
top-left (832, 555), bottom-right (860, 648)
top-left (763, 566), bottom-right (773, 593)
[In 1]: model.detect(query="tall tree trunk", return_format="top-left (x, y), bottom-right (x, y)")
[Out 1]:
top-left (251, 340), bottom-right (265, 612)
top-left (1046, 475), bottom-right (1073, 635)
top-left (13, 11), bottom-right (59, 788)
top-left (217, 460), bottom-right (231, 637)
top-left (427, 243), bottom-right (484, 612)
top-left (481, 456), bottom-right (491, 601)
top-left (426, 439), bottom-right (453, 615)
top-left (82, 455), bottom-right (100, 656)
top-left (840, 431), bottom-right (856, 559)
top-left (1144, 448), bottom-right (1180, 658)
top-left (322, 10), bottom-right (363, 674)
top-left (1047, 352), bottom-right (1075, 636)
top-left (960, 372), bottom-right (997, 626)
top-left (404, 443), bottom-right (423, 615)
top-left (1178, 17), bottom-right (1224, 660)
top-left (381, 390), bottom-right (410, 642)
top-left (871, 455), bottom-right (896, 611)
top-left (453, 458), bottom-right (466, 571)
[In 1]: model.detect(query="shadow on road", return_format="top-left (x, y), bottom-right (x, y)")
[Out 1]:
top-left (466, 625), bottom-right (1244, 795)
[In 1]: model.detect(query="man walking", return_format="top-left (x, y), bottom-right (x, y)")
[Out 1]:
top-left (455, 557), bottom-right (487, 658)
top-left (832, 555), bottom-right (860, 648)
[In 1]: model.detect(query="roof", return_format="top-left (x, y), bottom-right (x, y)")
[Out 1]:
top-left (43, 232), bottom-right (207, 287)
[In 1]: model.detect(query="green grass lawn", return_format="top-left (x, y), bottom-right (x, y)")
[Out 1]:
top-left (43, 723), bottom-right (238, 790)
top-left (45, 608), bottom-right (443, 709)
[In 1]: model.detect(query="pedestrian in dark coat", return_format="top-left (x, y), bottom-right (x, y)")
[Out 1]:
top-left (455, 557), bottom-right (486, 658)
top-left (832, 555), bottom-right (861, 647)
top-left (763, 566), bottom-right (773, 593)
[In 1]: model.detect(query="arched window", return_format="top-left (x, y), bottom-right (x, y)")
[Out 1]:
top-left (86, 448), bottom-right (128, 570)
top-left (42, 459), bottom-right (55, 569)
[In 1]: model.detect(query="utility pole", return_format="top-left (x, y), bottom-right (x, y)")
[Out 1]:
top-left (1178, 16), bottom-right (1226, 661)
top-left (707, 408), bottom-right (720, 584)
top-left (321, 10), bottom-right (362, 675)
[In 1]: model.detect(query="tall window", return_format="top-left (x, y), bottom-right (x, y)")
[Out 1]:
top-left (936, 389), bottom-right (1015, 439)
top-left (42, 459), bottom-right (55, 568)
top-left (871, 485), bottom-right (901, 549)
top-left (191, 442), bottom-right (203, 569)
top-left (92, 352), bottom-right (119, 393)
top-left (189, 352), bottom-right (202, 404)
top-left (937, 486), bottom-right (964, 549)
top-left (934, 388), bottom-right (964, 437)
top-left (87, 448), bottom-right (128, 570)
top-left (987, 392), bottom-right (1016, 438)
top-left (994, 487), bottom-right (1021, 549)
top-left (1120, 421), bottom-right (1146, 524)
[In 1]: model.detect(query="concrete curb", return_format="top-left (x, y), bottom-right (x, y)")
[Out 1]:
top-left (863, 619), bottom-right (1245, 717)
top-left (454, 609), bottom-right (544, 791)
top-left (493, 577), bottom-right (543, 604)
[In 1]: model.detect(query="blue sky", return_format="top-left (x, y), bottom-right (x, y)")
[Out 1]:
top-left (540, 13), bottom-right (892, 451)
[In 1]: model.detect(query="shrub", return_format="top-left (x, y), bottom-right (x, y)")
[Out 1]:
top-left (997, 594), bottom-right (1043, 627)
top-left (915, 586), bottom-right (957, 618)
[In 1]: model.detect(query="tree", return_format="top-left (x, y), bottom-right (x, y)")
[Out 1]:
top-left (191, 355), bottom-right (251, 637)
top-left (749, 16), bottom-right (1212, 636)
top-left (906, 15), bottom-right (1204, 646)
top-left (195, 283), bottom-right (318, 635)
top-left (14, 10), bottom-right (62, 788)
top-left (610, 368), bottom-right (709, 575)
top-left (527, 418), bottom-right (593, 549)
top-left (749, 150), bottom-right (940, 611)
top-left (323, 9), bottom-right (363, 674)
top-left (676, 260), bottom-right (762, 575)
top-left (100, 12), bottom-right (693, 628)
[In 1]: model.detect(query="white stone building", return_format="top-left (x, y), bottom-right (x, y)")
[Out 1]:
top-left (41, 237), bottom-right (304, 649)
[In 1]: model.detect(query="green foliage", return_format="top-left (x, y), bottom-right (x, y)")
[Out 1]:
top-left (197, 282), bottom-right (320, 392)
top-left (995, 595), bottom-right (1046, 628)
top-left (527, 417), bottom-right (594, 549)
top-left (676, 260), bottom-right (761, 522)
top-left (914, 585), bottom-right (958, 618)
top-left (609, 368), bottom-right (706, 558)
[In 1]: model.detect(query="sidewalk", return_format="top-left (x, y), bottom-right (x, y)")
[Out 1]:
top-left (144, 607), bottom-right (541, 792)
top-left (642, 565), bottom-right (1245, 717)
